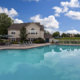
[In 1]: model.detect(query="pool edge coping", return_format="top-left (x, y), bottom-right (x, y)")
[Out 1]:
top-left (0, 43), bottom-right (51, 50)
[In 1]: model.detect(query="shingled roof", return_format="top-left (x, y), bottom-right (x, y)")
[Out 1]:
top-left (8, 23), bottom-right (44, 31)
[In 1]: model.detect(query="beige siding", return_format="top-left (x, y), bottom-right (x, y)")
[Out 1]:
top-left (8, 23), bottom-right (44, 40)
top-left (8, 30), bottom-right (20, 38)
top-left (40, 31), bottom-right (44, 39)
top-left (26, 23), bottom-right (44, 39)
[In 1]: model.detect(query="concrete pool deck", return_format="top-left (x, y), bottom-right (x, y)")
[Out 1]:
top-left (0, 43), bottom-right (51, 50)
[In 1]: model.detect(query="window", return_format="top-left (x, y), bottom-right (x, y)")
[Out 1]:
top-left (31, 32), bottom-right (35, 34)
top-left (36, 32), bottom-right (38, 34)
top-left (11, 32), bottom-right (15, 34)
top-left (29, 28), bottom-right (37, 34)
top-left (31, 28), bottom-right (35, 30)
top-left (28, 38), bottom-right (35, 41)
top-left (12, 38), bottom-right (16, 42)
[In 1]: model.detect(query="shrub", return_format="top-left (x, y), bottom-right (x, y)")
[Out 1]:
top-left (0, 39), bottom-right (5, 45)
top-left (51, 40), bottom-right (54, 44)
top-left (33, 38), bottom-right (45, 43)
top-left (11, 41), bottom-right (18, 44)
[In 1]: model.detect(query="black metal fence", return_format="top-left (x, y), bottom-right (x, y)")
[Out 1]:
top-left (56, 40), bottom-right (80, 44)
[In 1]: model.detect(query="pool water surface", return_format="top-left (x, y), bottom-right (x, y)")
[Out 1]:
top-left (0, 45), bottom-right (80, 80)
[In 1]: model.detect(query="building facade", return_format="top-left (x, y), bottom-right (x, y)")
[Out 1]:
top-left (8, 23), bottom-right (45, 41)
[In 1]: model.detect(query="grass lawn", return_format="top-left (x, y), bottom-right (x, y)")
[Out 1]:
top-left (55, 37), bottom-right (80, 44)
top-left (57, 37), bottom-right (80, 41)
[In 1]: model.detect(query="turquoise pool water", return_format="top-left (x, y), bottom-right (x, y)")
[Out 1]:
top-left (0, 45), bottom-right (80, 80)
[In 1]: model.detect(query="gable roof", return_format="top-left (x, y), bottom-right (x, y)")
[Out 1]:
top-left (8, 23), bottom-right (44, 31)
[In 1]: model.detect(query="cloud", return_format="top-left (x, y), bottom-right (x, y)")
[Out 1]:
top-left (14, 18), bottom-right (23, 23)
top-left (0, 7), bottom-right (23, 23)
top-left (53, 6), bottom-right (69, 17)
top-left (65, 29), bottom-right (80, 34)
top-left (53, 0), bottom-right (80, 19)
top-left (30, 14), bottom-right (59, 30)
top-left (52, 6), bottom-right (63, 17)
top-left (23, 0), bottom-right (39, 2)
top-left (61, 0), bottom-right (80, 8)
top-left (53, 6), bottom-right (62, 13)
top-left (65, 10), bottom-right (80, 20)
top-left (62, 7), bottom-right (69, 13)
top-left (30, 14), bottom-right (59, 33)
top-left (45, 28), bottom-right (58, 33)
top-left (0, 7), bottom-right (18, 18)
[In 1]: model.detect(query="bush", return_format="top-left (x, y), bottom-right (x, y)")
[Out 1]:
top-left (0, 39), bottom-right (3, 42)
top-left (11, 41), bottom-right (18, 44)
top-left (51, 40), bottom-right (54, 44)
top-left (33, 38), bottom-right (45, 43)
top-left (0, 39), bottom-right (5, 45)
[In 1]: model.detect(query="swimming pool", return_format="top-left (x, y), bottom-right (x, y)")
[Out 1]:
top-left (0, 45), bottom-right (80, 80)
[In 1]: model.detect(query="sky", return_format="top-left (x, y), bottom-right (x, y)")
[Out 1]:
top-left (0, 0), bottom-right (80, 34)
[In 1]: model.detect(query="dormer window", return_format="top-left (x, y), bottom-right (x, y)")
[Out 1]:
top-left (29, 28), bottom-right (36, 34)
top-left (31, 28), bottom-right (35, 30)
top-left (11, 32), bottom-right (15, 34)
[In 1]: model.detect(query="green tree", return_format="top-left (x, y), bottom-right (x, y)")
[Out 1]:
top-left (44, 30), bottom-right (50, 34)
top-left (0, 13), bottom-right (13, 35)
top-left (74, 34), bottom-right (80, 37)
top-left (20, 26), bottom-right (27, 42)
top-left (61, 33), bottom-right (67, 37)
top-left (52, 31), bottom-right (60, 38)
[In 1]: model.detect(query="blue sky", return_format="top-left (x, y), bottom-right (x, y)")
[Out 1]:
top-left (0, 0), bottom-right (80, 33)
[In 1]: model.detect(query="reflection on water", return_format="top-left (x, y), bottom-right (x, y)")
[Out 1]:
top-left (0, 45), bottom-right (80, 80)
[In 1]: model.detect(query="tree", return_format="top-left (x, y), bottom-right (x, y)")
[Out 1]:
top-left (52, 31), bottom-right (60, 38)
top-left (0, 13), bottom-right (13, 35)
top-left (61, 33), bottom-right (67, 37)
top-left (20, 26), bottom-right (27, 42)
top-left (74, 34), bottom-right (80, 37)
top-left (44, 30), bottom-right (50, 34)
